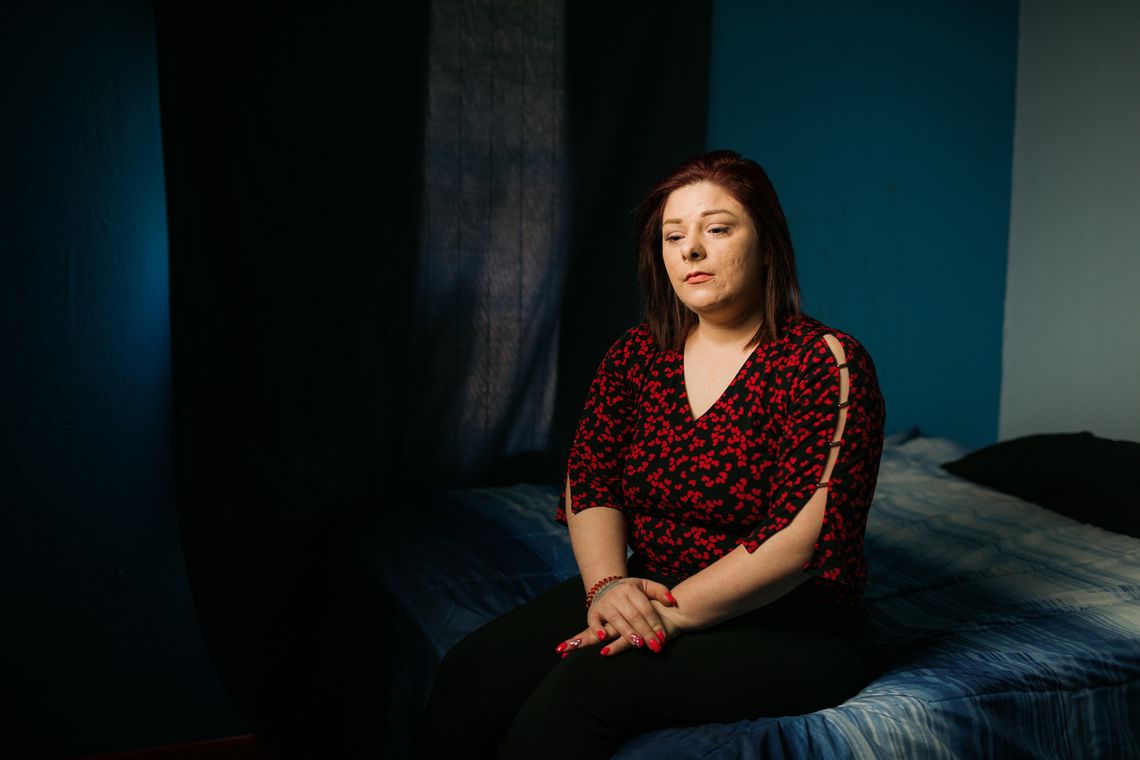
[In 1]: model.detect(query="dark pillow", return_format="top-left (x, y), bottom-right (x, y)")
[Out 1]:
top-left (940, 431), bottom-right (1140, 539)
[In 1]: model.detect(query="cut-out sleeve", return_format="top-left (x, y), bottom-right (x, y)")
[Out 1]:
top-left (554, 326), bottom-right (645, 525)
top-left (734, 333), bottom-right (886, 584)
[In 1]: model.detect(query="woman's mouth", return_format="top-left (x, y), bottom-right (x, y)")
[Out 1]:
top-left (685, 274), bottom-right (712, 284)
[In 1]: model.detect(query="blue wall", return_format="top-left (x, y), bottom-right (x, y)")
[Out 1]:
top-left (708, 0), bottom-right (1019, 450)
top-left (0, 1), bottom-right (244, 755)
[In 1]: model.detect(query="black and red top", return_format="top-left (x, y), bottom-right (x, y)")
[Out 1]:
top-left (554, 311), bottom-right (886, 609)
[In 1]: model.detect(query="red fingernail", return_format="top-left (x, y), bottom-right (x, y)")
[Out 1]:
top-left (647, 638), bottom-right (661, 653)
top-left (555, 642), bottom-right (568, 653)
top-left (656, 630), bottom-right (666, 643)
top-left (666, 592), bottom-right (677, 605)
top-left (597, 630), bottom-right (606, 640)
top-left (561, 652), bottom-right (568, 658)
top-left (600, 646), bottom-right (610, 656)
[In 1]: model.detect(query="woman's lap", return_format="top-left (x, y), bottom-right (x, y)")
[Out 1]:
top-left (497, 579), bottom-right (874, 758)
top-left (411, 568), bottom-right (876, 759)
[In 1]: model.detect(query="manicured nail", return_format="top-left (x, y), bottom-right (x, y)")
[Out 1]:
top-left (647, 638), bottom-right (661, 653)
top-left (656, 630), bottom-right (666, 643)
top-left (555, 642), bottom-right (568, 653)
top-left (597, 630), bottom-right (606, 640)
top-left (568, 638), bottom-right (582, 649)
top-left (600, 646), bottom-right (611, 656)
top-left (630, 633), bottom-right (643, 647)
top-left (666, 592), bottom-right (677, 605)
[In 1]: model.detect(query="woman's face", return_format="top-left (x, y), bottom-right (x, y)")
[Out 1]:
top-left (661, 181), bottom-right (765, 324)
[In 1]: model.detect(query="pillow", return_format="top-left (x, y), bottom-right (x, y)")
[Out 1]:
top-left (885, 425), bottom-right (921, 447)
top-left (940, 431), bottom-right (1140, 539)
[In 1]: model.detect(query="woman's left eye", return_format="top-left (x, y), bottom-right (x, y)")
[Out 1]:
top-left (710, 227), bottom-right (729, 235)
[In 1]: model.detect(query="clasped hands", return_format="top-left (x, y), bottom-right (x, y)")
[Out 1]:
top-left (555, 577), bottom-right (692, 658)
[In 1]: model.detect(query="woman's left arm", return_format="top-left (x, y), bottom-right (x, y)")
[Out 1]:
top-left (662, 488), bottom-right (824, 632)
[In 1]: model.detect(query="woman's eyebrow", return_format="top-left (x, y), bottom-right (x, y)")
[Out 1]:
top-left (662, 209), bottom-right (739, 226)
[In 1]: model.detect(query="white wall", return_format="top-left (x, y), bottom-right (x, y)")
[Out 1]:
top-left (1002, 0), bottom-right (1140, 442)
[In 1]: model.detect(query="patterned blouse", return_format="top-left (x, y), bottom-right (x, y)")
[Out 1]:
top-left (554, 311), bottom-right (886, 608)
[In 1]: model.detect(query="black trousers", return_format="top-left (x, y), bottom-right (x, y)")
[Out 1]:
top-left (408, 556), bottom-right (876, 759)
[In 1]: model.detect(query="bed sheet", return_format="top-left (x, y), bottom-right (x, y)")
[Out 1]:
top-left (356, 433), bottom-right (1140, 758)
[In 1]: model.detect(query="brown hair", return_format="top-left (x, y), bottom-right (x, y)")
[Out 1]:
top-left (632, 149), bottom-right (804, 352)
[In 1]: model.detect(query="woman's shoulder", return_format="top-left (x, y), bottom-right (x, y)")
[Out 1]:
top-left (594, 321), bottom-right (660, 379)
top-left (609, 320), bottom-right (658, 355)
top-left (784, 313), bottom-right (887, 432)
top-left (785, 313), bottom-right (870, 355)
top-left (782, 313), bottom-right (879, 380)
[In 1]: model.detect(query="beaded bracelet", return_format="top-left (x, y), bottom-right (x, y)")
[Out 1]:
top-left (585, 575), bottom-right (625, 609)
top-left (589, 579), bottom-right (625, 609)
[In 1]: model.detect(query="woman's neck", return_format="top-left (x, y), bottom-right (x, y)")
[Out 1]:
top-left (691, 311), bottom-right (765, 350)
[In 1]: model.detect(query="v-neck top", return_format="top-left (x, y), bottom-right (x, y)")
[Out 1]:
top-left (680, 337), bottom-right (756, 423)
top-left (554, 311), bottom-right (887, 609)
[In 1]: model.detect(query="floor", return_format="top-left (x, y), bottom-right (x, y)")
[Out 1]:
top-left (69, 735), bottom-right (268, 760)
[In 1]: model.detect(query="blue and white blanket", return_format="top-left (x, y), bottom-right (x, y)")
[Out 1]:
top-left (357, 433), bottom-right (1140, 759)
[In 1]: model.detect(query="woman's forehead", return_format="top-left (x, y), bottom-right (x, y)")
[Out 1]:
top-left (663, 182), bottom-right (746, 222)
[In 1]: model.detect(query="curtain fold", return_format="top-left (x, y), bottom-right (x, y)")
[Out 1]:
top-left (154, 0), bottom-right (710, 755)
top-left (155, 3), bottom-right (432, 756)
top-left (405, 0), bottom-right (569, 489)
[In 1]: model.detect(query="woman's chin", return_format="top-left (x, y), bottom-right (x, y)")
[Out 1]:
top-left (678, 297), bottom-right (720, 314)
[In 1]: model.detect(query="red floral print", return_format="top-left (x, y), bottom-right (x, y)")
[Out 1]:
top-left (554, 312), bottom-right (887, 608)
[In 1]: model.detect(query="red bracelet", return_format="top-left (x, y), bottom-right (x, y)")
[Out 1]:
top-left (585, 575), bottom-right (625, 609)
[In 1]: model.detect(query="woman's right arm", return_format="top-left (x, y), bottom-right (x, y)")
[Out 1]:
top-left (561, 468), bottom-right (677, 654)
top-left (553, 326), bottom-right (646, 594)
top-left (565, 478), bottom-right (629, 596)
top-left (553, 325), bottom-right (677, 652)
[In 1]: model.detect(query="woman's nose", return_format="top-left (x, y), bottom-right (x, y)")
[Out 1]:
top-left (685, 245), bottom-right (705, 260)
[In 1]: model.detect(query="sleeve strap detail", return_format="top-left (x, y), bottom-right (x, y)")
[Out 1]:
top-left (816, 335), bottom-right (850, 491)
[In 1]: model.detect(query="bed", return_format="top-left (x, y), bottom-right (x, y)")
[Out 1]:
top-left (354, 429), bottom-right (1140, 758)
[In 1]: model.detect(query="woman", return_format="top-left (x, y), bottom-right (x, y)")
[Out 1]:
top-left (409, 149), bottom-right (887, 759)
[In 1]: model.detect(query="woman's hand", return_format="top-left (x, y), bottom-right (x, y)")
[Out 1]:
top-left (555, 578), bottom-right (689, 658)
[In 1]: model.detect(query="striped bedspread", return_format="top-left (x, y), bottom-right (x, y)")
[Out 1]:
top-left (359, 434), bottom-right (1140, 759)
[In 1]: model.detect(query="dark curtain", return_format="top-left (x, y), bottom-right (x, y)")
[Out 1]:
top-left (554, 1), bottom-right (715, 472)
top-left (153, 1), bottom-right (710, 757)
